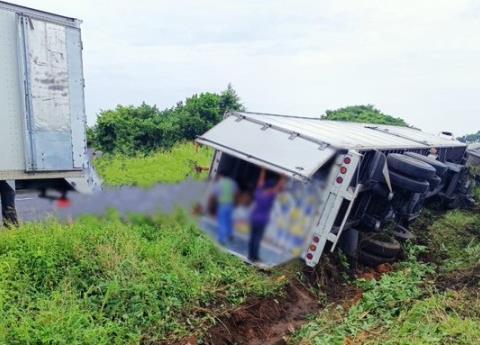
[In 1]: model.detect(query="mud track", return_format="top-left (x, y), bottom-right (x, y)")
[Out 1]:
top-left (202, 256), bottom-right (360, 345)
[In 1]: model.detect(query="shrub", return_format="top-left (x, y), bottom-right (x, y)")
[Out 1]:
top-left (88, 85), bottom-right (244, 155)
top-left (322, 105), bottom-right (409, 127)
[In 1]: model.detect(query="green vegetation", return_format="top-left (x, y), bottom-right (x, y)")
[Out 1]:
top-left (458, 130), bottom-right (480, 143)
top-left (293, 189), bottom-right (480, 345)
top-left (322, 105), bottom-right (409, 127)
top-left (95, 143), bottom-right (213, 187)
top-left (426, 209), bottom-right (480, 272)
top-left (88, 85), bottom-right (243, 155)
top-left (0, 212), bottom-right (280, 344)
top-left (292, 246), bottom-right (434, 345)
top-left (370, 290), bottom-right (480, 344)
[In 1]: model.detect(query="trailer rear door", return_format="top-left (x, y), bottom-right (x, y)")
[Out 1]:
top-left (17, 15), bottom-right (86, 172)
top-left (197, 113), bottom-right (336, 180)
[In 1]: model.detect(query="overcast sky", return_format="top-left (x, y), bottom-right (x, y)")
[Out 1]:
top-left (15, 0), bottom-right (480, 135)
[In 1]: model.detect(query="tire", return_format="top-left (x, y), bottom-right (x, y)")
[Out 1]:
top-left (404, 152), bottom-right (448, 177)
top-left (389, 170), bottom-right (430, 193)
top-left (358, 249), bottom-right (396, 267)
top-left (0, 181), bottom-right (19, 227)
top-left (360, 234), bottom-right (401, 257)
top-left (387, 154), bottom-right (437, 180)
top-left (427, 175), bottom-right (442, 191)
top-left (390, 226), bottom-right (416, 242)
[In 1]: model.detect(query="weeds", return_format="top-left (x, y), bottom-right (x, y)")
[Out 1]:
top-left (292, 246), bottom-right (433, 345)
top-left (293, 192), bottom-right (480, 345)
top-left (426, 210), bottom-right (480, 272)
top-left (0, 211), bottom-right (280, 344)
top-left (371, 290), bottom-right (480, 344)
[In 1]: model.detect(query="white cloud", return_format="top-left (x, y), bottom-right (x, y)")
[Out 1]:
top-left (13, 0), bottom-right (480, 135)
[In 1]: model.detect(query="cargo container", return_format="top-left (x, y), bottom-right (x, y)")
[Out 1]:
top-left (0, 1), bottom-right (99, 194)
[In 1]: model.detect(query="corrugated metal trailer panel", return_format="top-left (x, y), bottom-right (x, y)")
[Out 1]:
top-left (197, 111), bottom-right (466, 180)
top-left (0, 1), bottom-right (88, 179)
top-left (197, 114), bottom-right (336, 180)
top-left (238, 112), bottom-right (465, 150)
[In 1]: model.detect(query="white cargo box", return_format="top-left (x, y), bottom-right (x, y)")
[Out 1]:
top-left (0, 1), bottom-right (97, 191)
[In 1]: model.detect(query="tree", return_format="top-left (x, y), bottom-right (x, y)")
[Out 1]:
top-left (322, 105), bottom-right (409, 127)
top-left (219, 83), bottom-right (245, 115)
top-left (88, 85), bottom-right (245, 155)
top-left (458, 131), bottom-right (480, 144)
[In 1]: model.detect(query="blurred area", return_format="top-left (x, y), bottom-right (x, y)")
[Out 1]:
top-left (15, 180), bottom-right (208, 222)
top-left (197, 168), bottom-right (326, 268)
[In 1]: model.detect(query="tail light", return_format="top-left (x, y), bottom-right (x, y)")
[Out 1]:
top-left (57, 198), bottom-right (71, 208)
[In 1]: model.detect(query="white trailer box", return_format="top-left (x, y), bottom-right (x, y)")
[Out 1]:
top-left (0, 1), bottom-right (98, 193)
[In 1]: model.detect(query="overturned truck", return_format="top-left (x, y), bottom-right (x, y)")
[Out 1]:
top-left (197, 111), bottom-right (478, 267)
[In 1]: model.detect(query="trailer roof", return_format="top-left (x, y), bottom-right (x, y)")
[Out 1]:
top-left (213, 111), bottom-right (465, 150)
top-left (0, 1), bottom-right (81, 27)
top-left (196, 111), bottom-right (466, 180)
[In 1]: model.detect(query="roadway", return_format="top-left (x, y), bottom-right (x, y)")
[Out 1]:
top-left (14, 180), bottom-right (208, 223)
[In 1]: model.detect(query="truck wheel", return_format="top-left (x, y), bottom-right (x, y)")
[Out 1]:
top-left (390, 226), bottom-right (416, 242)
top-left (387, 154), bottom-right (437, 180)
top-left (358, 249), bottom-right (396, 267)
top-left (404, 152), bottom-right (448, 177)
top-left (0, 181), bottom-right (19, 227)
top-left (390, 171), bottom-right (430, 193)
top-left (427, 175), bottom-right (442, 191)
top-left (360, 234), bottom-right (401, 257)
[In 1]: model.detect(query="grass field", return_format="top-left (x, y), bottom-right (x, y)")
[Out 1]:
top-left (94, 143), bottom-right (213, 187)
top-left (0, 212), bottom-right (281, 345)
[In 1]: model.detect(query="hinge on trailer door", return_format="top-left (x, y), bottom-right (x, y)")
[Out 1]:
top-left (327, 233), bottom-right (337, 242)
top-left (289, 132), bottom-right (299, 140)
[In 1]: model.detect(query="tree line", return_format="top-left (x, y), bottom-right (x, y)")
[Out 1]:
top-left (87, 84), bottom-right (244, 155)
top-left (90, 91), bottom-right (480, 156)
top-left (458, 131), bottom-right (480, 144)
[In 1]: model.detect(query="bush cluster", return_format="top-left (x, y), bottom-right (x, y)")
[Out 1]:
top-left (458, 130), bottom-right (480, 143)
top-left (88, 85), bottom-right (244, 155)
top-left (322, 105), bottom-right (409, 127)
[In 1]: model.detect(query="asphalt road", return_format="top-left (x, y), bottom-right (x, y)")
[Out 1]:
top-left (14, 180), bottom-right (209, 223)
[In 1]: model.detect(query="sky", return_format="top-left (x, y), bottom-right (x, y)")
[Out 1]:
top-left (13, 0), bottom-right (480, 136)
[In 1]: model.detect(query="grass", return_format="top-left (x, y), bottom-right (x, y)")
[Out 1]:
top-left (370, 290), bottom-right (480, 344)
top-left (292, 187), bottom-right (480, 345)
top-left (426, 209), bottom-right (480, 272)
top-left (94, 142), bottom-right (213, 187)
top-left (292, 246), bottom-right (434, 345)
top-left (0, 211), bottom-right (281, 344)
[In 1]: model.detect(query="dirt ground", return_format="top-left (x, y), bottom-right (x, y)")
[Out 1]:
top-left (200, 256), bottom-right (363, 345)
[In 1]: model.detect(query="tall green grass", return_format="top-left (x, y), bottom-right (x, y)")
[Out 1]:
top-left (427, 209), bottom-right (480, 272)
top-left (293, 201), bottom-right (480, 345)
top-left (95, 143), bottom-right (213, 187)
top-left (292, 246), bottom-right (434, 345)
top-left (0, 212), bottom-right (279, 344)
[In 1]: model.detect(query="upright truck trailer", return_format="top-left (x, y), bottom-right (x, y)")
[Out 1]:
top-left (0, 0), bottom-right (99, 222)
top-left (197, 111), bottom-right (478, 267)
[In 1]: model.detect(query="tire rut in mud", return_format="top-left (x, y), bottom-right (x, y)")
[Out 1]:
top-left (204, 280), bottom-right (318, 345)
